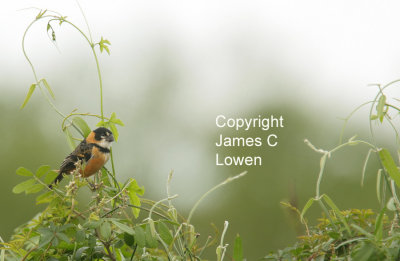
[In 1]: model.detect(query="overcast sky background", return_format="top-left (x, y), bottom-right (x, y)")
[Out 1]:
top-left (2, 1), bottom-right (400, 110)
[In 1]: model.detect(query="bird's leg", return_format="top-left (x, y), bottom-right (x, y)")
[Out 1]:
top-left (87, 179), bottom-right (97, 191)
top-left (87, 171), bottom-right (103, 191)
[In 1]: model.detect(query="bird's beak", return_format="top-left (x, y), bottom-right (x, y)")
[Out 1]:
top-left (106, 134), bottom-right (115, 142)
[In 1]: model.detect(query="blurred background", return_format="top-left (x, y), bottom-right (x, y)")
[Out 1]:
top-left (1, 1), bottom-right (400, 259)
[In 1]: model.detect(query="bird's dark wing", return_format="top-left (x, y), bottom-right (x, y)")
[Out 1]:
top-left (49, 140), bottom-right (94, 188)
top-left (59, 140), bottom-right (94, 175)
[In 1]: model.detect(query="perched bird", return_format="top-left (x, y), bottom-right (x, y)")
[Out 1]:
top-left (49, 127), bottom-right (114, 188)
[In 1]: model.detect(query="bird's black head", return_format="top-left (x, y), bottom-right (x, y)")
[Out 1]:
top-left (93, 127), bottom-right (114, 142)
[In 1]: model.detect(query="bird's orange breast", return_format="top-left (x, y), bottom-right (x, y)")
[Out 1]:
top-left (80, 146), bottom-right (109, 177)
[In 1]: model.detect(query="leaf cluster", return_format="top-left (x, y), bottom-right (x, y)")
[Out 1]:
top-left (2, 166), bottom-right (229, 260)
top-left (264, 209), bottom-right (400, 260)
top-left (266, 83), bottom-right (400, 260)
top-left (4, 7), bottom-right (248, 261)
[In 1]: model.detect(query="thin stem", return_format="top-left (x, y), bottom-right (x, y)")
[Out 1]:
top-left (317, 199), bottom-right (337, 231)
top-left (338, 101), bottom-right (373, 144)
top-left (187, 171), bottom-right (247, 223)
top-left (148, 195), bottom-right (178, 221)
top-left (102, 241), bottom-right (116, 261)
top-left (130, 244), bottom-right (137, 261)
top-left (51, 18), bottom-right (104, 121)
top-left (109, 149), bottom-right (117, 187)
top-left (101, 204), bottom-right (169, 220)
top-left (22, 18), bottom-right (66, 119)
top-left (61, 112), bottom-right (107, 131)
top-left (367, 83), bottom-right (400, 216)
top-left (92, 48), bottom-right (104, 120)
top-left (75, 0), bottom-right (93, 42)
top-left (312, 139), bottom-right (376, 198)
top-left (167, 170), bottom-right (174, 207)
top-left (103, 167), bottom-right (120, 192)
top-left (316, 153), bottom-right (327, 198)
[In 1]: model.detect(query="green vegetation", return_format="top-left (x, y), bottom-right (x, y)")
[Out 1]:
top-left (265, 82), bottom-right (400, 260)
top-left (3, 6), bottom-right (400, 261)
top-left (0, 9), bottom-right (246, 260)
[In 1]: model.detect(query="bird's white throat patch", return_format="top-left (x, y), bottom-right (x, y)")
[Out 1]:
top-left (98, 139), bottom-right (112, 149)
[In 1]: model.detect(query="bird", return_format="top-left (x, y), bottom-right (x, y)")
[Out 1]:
top-left (49, 127), bottom-right (114, 188)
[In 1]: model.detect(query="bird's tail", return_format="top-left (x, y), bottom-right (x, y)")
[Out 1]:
top-left (48, 172), bottom-right (65, 189)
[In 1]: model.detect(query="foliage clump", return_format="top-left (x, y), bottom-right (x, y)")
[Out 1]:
top-left (264, 208), bottom-right (400, 260)
top-left (266, 82), bottom-right (400, 260)
top-left (0, 8), bottom-right (246, 261)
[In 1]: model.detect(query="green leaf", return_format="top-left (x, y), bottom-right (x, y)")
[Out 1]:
top-left (115, 240), bottom-right (124, 249)
top-left (56, 232), bottom-right (70, 243)
top-left (111, 220), bottom-right (135, 235)
top-left (52, 236), bottom-right (59, 247)
top-left (352, 243), bottom-right (375, 261)
top-left (20, 83), bottom-right (36, 109)
top-left (145, 224), bottom-right (157, 248)
top-left (377, 94), bottom-right (386, 123)
top-left (361, 149), bottom-right (372, 187)
top-left (112, 119), bottom-right (124, 126)
top-left (100, 222), bottom-right (112, 240)
top-left (123, 233), bottom-right (135, 247)
top-left (96, 120), bottom-right (106, 127)
top-left (300, 198), bottom-right (314, 222)
top-left (88, 235), bottom-right (96, 248)
top-left (233, 234), bottom-right (243, 261)
top-left (379, 148), bottom-right (400, 188)
top-left (129, 194), bottom-right (141, 218)
top-left (109, 112), bottom-right (124, 126)
top-left (387, 197), bottom-right (397, 211)
top-left (99, 37), bottom-right (111, 55)
top-left (322, 194), bottom-right (352, 235)
top-left (84, 220), bottom-right (101, 229)
top-left (36, 165), bottom-right (50, 178)
top-left (16, 167), bottom-right (33, 177)
top-left (60, 223), bottom-right (74, 231)
top-left (101, 168), bottom-right (111, 186)
top-left (40, 78), bottom-right (55, 99)
top-left (157, 222), bottom-right (173, 245)
top-left (12, 179), bottom-right (36, 194)
top-left (73, 117), bottom-right (91, 137)
top-left (351, 224), bottom-right (373, 239)
top-left (44, 171), bottom-right (59, 185)
top-left (117, 249), bottom-right (126, 261)
top-left (109, 123), bottom-right (119, 142)
top-left (26, 184), bottom-right (44, 194)
top-left (75, 230), bottom-right (86, 243)
top-left (127, 179), bottom-right (145, 218)
top-left (75, 247), bottom-right (89, 259)
top-left (109, 112), bottom-right (117, 122)
top-left (128, 179), bottom-right (145, 195)
top-left (36, 191), bottom-right (53, 205)
top-left (135, 226), bottom-right (146, 248)
top-left (376, 169), bottom-right (382, 204)
top-left (38, 228), bottom-right (54, 248)
top-left (374, 207), bottom-right (386, 241)
top-left (370, 114), bottom-right (378, 120)
top-left (36, 9), bottom-right (47, 19)
top-left (59, 16), bottom-right (67, 25)
top-left (63, 128), bottom-right (76, 150)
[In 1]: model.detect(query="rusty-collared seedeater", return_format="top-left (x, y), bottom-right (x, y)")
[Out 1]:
top-left (49, 127), bottom-right (114, 188)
